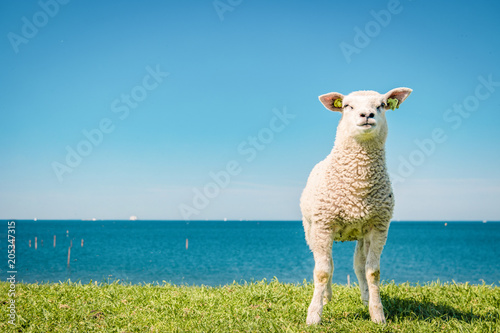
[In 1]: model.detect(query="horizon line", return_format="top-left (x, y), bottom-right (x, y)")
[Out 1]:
top-left (1, 219), bottom-right (498, 223)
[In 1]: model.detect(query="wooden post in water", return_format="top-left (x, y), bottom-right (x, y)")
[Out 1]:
top-left (186, 238), bottom-right (188, 250)
top-left (35, 237), bottom-right (37, 250)
top-left (67, 240), bottom-right (73, 267)
top-left (67, 247), bottom-right (71, 267)
top-left (347, 274), bottom-right (350, 287)
top-left (29, 240), bottom-right (31, 248)
top-left (81, 239), bottom-right (84, 247)
top-left (54, 235), bottom-right (56, 247)
top-left (41, 239), bottom-right (43, 247)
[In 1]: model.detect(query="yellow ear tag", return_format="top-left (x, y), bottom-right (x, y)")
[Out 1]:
top-left (333, 99), bottom-right (343, 108)
top-left (387, 98), bottom-right (399, 111)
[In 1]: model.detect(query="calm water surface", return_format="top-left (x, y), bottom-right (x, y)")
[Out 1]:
top-left (1, 220), bottom-right (498, 286)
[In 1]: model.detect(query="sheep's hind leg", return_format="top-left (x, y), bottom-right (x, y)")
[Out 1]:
top-left (354, 239), bottom-right (369, 305)
top-left (364, 229), bottom-right (388, 324)
top-left (306, 235), bottom-right (333, 325)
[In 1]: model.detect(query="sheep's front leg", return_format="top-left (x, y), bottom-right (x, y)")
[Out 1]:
top-left (324, 257), bottom-right (333, 304)
top-left (354, 239), bottom-right (369, 305)
top-left (307, 243), bottom-right (333, 325)
top-left (364, 230), bottom-right (388, 324)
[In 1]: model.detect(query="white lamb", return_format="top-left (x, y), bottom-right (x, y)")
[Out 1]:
top-left (301, 87), bottom-right (412, 325)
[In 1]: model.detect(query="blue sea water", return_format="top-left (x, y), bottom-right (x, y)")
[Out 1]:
top-left (1, 220), bottom-right (499, 286)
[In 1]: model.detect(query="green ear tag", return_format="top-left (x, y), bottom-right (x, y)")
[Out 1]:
top-left (333, 99), bottom-right (343, 108)
top-left (387, 98), bottom-right (399, 110)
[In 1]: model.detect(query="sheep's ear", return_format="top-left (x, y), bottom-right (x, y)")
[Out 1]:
top-left (319, 92), bottom-right (344, 112)
top-left (384, 87), bottom-right (412, 110)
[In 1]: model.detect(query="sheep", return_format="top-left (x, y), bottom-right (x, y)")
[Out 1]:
top-left (300, 87), bottom-right (412, 325)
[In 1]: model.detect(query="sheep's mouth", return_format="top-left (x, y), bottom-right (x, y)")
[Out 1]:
top-left (358, 123), bottom-right (375, 129)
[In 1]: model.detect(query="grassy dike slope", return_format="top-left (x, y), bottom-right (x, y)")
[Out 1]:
top-left (1, 280), bottom-right (499, 332)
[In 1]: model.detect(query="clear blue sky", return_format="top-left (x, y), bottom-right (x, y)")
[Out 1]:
top-left (1, 0), bottom-right (499, 221)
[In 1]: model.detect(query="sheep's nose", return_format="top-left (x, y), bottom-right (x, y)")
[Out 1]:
top-left (359, 112), bottom-right (375, 118)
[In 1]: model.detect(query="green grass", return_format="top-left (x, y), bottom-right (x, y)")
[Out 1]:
top-left (1, 279), bottom-right (499, 332)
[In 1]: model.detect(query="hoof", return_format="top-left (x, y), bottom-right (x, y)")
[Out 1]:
top-left (369, 306), bottom-right (386, 324)
top-left (371, 314), bottom-right (386, 324)
top-left (306, 311), bottom-right (322, 325)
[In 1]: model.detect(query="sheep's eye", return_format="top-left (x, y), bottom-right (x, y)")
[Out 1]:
top-left (344, 104), bottom-right (351, 109)
top-left (380, 103), bottom-right (386, 108)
